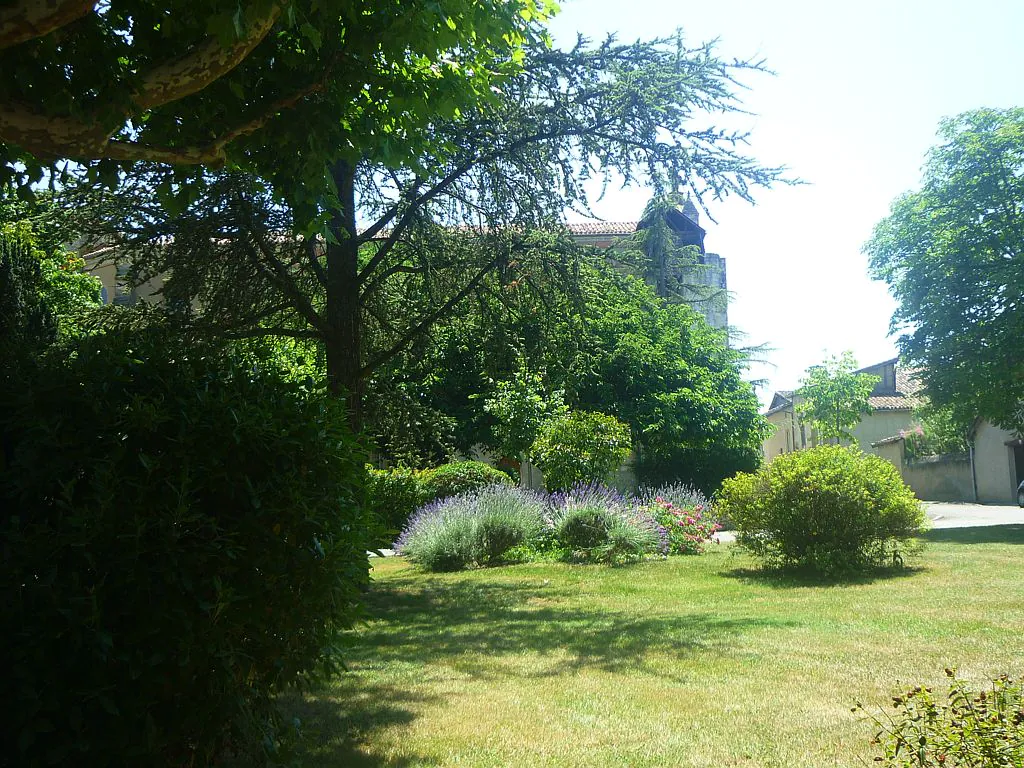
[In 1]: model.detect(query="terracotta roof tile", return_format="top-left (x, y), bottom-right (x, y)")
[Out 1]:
top-left (564, 221), bottom-right (639, 235)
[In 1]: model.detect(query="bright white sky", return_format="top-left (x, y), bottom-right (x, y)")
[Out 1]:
top-left (548, 0), bottom-right (1024, 407)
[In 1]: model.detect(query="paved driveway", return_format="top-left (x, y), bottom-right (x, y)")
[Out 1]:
top-left (923, 501), bottom-right (1024, 529)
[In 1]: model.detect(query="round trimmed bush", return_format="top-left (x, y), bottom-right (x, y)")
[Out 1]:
top-left (419, 460), bottom-right (513, 500)
top-left (367, 466), bottom-right (428, 546)
top-left (531, 410), bottom-right (631, 491)
top-left (716, 445), bottom-right (927, 574)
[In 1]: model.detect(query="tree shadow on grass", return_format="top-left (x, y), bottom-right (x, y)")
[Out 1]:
top-left (282, 571), bottom-right (796, 765)
top-left (348, 575), bottom-right (793, 678)
top-left (722, 564), bottom-right (926, 589)
top-left (922, 524), bottom-right (1024, 545)
top-left (279, 685), bottom-right (442, 768)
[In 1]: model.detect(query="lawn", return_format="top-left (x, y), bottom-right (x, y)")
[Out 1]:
top-left (285, 526), bottom-right (1024, 767)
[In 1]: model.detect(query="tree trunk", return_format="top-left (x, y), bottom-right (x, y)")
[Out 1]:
top-left (326, 160), bottom-right (364, 429)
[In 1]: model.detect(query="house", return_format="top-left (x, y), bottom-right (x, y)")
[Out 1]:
top-left (762, 357), bottom-right (922, 458)
top-left (873, 419), bottom-right (1023, 504)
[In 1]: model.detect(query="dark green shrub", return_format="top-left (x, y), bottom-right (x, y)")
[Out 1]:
top-left (366, 466), bottom-right (427, 546)
top-left (395, 485), bottom-right (545, 571)
top-left (0, 331), bottom-right (370, 766)
top-left (531, 410), bottom-right (631, 491)
top-left (555, 504), bottom-right (616, 550)
top-left (860, 669), bottom-right (1024, 766)
top-left (419, 460), bottom-right (512, 500)
top-left (717, 445), bottom-right (927, 574)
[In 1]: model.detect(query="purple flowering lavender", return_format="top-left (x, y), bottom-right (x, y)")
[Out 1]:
top-left (394, 484), bottom-right (546, 570)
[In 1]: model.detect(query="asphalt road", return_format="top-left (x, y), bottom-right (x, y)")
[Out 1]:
top-left (923, 501), bottom-right (1024, 528)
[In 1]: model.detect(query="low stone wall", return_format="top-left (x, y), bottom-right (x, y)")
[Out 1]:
top-left (903, 453), bottom-right (973, 502)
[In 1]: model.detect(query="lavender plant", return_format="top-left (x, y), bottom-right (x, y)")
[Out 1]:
top-left (548, 483), bottom-right (667, 563)
top-left (395, 485), bottom-right (546, 571)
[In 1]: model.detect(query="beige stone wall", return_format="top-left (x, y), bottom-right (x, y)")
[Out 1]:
top-left (973, 421), bottom-right (1018, 503)
top-left (851, 411), bottom-right (915, 454)
top-left (763, 409), bottom-right (794, 459)
top-left (903, 454), bottom-right (974, 502)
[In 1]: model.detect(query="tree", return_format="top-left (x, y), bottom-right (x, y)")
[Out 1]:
top-left (362, 249), bottom-right (767, 491)
top-left (0, 218), bottom-right (102, 359)
top-left (0, 0), bottom-right (551, 211)
top-left (865, 108), bottom-right (1024, 432)
top-left (483, 367), bottom-right (566, 463)
top-left (531, 410), bottom-right (632, 491)
top-left (796, 351), bottom-right (879, 444)
top-left (65, 33), bottom-right (785, 420)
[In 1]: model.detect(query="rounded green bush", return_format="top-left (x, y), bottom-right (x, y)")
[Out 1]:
top-left (531, 410), bottom-right (631, 491)
top-left (716, 445), bottom-right (927, 574)
top-left (1, 331), bottom-right (370, 765)
top-left (419, 460), bottom-right (512, 500)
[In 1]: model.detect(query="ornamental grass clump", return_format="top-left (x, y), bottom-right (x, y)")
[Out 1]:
top-left (717, 445), bottom-right (927, 575)
top-left (548, 483), bottom-right (667, 563)
top-left (395, 484), bottom-right (545, 571)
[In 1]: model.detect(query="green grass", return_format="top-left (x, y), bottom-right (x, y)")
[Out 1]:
top-left (284, 525), bottom-right (1024, 767)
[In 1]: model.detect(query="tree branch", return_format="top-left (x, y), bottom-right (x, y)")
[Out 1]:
top-left (133, 3), bottom-right (282, 111)
top-left (359, 261), bottom-right (426, 304)
top-left (236, 196), bottom-right (330, 336)
top-left (0, 0), bottom-right (95, 50)
top-left (361, 257), bottom-right (497, 376)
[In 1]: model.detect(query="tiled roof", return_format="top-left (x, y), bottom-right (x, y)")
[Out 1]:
top-left (869, 367), bottom-right (924, 411)
top-left (764, 367), bottom-right (925, 417)
top-left (564, 221), bottom-right (639, 235)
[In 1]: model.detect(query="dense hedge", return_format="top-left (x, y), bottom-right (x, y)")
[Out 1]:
top-left (0, 333), bottom-right (370, 765)
top-left (717, 445), bottom-right (927, 574)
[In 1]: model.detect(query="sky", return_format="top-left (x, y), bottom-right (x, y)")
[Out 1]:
top-left (547, 0), bottom-right (1024, 407)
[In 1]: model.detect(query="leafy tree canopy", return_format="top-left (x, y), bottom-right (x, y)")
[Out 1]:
top-left (866, 108), bottom-right (1024, 432)
top-left (796, 351), bottom-right (879, 444)
top-left (0, 0), bottom-right (554, 220)
top-left (61, 32), bottom-right (786, 412)
top-left (366, 249), bottom-right (767, 491)
top-left (0, 213), bottom-right (102, 358)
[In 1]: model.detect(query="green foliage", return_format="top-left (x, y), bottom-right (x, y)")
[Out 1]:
top-left (554, 504), bottom-right (618, 552)
top-left (1, 0), bottom-right (554, 219)
top-left (532, 410), bottom-right (632, 491)
top-left (395, 485), bottom-right (546, 571)
top-left (367, 461), bottom-right (512, 546)
top-left (420, 460), bottom-right (513, 501)
top-left (904, 404), bottom-right (971, 460)
top-left (717, 445), bottom-right (927, 574)
top-left (367, 466), bottom-right (429, 546)
top-left (0, 222), bottom-right (101, 359)
top-left (860, 670), bottom-right (1024, 767)
top-left (796, 351), bottom-right (879, 443)
top-left (866, 108), bottom-right (1024, 433)
top-left (483, 367), bottom-right (567, 459)
top-left (0, 330), bottom-right (370, 765)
